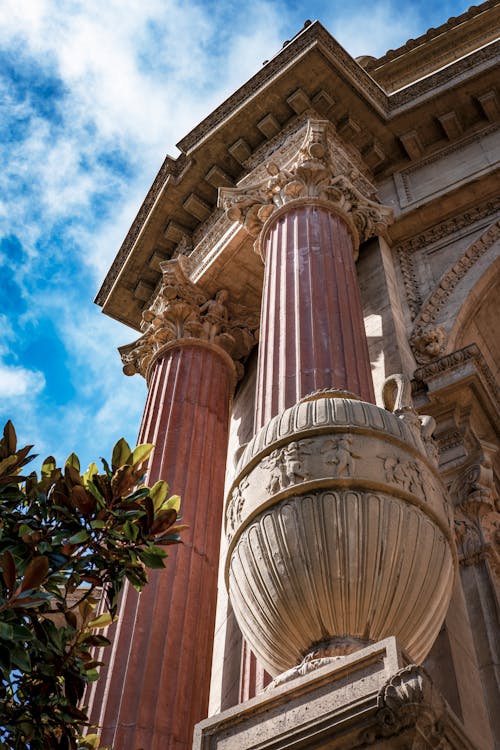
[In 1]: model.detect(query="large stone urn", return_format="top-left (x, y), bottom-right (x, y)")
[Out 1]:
top-left (220, 119), bottom-right (456, 682)
top-left (225, 386), bottom-right (456, 677)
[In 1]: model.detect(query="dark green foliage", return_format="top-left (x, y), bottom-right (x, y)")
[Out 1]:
top-left (0, 421), bottom-right (185, 750)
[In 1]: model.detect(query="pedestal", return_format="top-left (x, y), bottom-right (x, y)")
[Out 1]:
top-left (193, 638), bottom-right (478, 749)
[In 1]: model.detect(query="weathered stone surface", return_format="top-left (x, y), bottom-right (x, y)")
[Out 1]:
top-left (225, 393), bottom-right (456, 675)
top-left (193, 638), bottom-right (478, 749)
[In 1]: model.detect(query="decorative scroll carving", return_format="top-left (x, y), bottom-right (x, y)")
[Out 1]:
top-left (366, 666), bottom-right (447, 747)
top-left (219, 120), bottom-right (393, 247)
top-left (410, 219), bottom-right (500, 363)
top-left (119, 256), bottom-right (258, 379)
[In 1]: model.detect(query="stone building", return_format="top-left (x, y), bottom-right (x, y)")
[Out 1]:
top-left (88, 3), bottom-right (499, 748)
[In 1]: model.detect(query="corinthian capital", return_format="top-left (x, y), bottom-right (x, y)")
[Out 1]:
top-left (119, 257), bottom-right (259, 379)
top-left (219, 119), bottom-right (393, 246)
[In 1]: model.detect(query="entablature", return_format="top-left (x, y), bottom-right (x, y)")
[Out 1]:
top-left (96, 5), bottom-right (500, 333)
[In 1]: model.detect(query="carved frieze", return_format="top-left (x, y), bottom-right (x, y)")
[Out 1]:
top-left (396, 197), bottom-right (500, 322)
top-left (219, 120), bottom-right (393, 248)
top-left (118, 256), bottom-right (259, 380)
top-left (224, 422), bottom-right (449, 544)
top-left (409, 219), bottom-right (500, 362)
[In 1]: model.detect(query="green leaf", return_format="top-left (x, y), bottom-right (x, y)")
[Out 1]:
top-left (85, 667), bottom-right (100, 682)
top-left (68, 529), bottom-right (89, 544)
top-left (90, 519), bottom-right (105, 529)
top-left (162, 494), bottom-right (181, 513)
top-left (78, 733), bottom-right (101, 749)
top-left (1, 549), bottom-right (16, 592)
top-left (87, 612), bottom-right (113, 629)
top-left (12, 623), bottom-right (35, 641)
top-left (86, 479), bottom-right (104, 504)
top-left (83, 462), bottom-right (99, 486)
top-left (41, 455), bottom-right (57, 478)
top-left (0, 621), bottom-right (13, 640)
top-left (111, 438), bottom-right (132, 471)
top-left (65, 452), bottom-right (81, 472)
top-left (130, 443), bottom-right (153, 469)
top-left (100, 456), bottom-right (112, 478)
top-left (11, 646), bottom-right (31, 672)
top-left (0, 454), bottom-right (18, 476)
top-left (137, 548), bottom-right (167, 569)
top-left (150, 480), bottom-right (168, 512)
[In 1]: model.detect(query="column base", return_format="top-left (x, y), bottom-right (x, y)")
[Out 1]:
top-left (193, 637), bottom-right (478, 749)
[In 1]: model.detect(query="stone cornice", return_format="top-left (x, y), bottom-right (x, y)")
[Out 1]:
top-left (95, 12), bottom-right (499, 331)
top-left (118, 256), bottom-right (258, 381)
top-left (365, 0), bottom-right (500, 92)
top-left (414, 344), bottom-right (500, 414)
top-left (219, 120), bottom-right (393, 250)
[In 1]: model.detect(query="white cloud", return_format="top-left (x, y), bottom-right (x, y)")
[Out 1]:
top-left (0, 0), bottom-right (471, 477)
top-left (0, 363), bottom-right (45, 398)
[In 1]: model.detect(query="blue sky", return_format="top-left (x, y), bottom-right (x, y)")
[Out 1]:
top-left (0, 0), bottom-right (473, 473)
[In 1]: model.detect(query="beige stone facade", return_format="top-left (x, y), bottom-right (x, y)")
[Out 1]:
top-left (94, 3), bottom-right (499, 748)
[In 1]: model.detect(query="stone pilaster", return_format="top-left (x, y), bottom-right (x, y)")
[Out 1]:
top-left (88, 258), bottom-right (257, 750)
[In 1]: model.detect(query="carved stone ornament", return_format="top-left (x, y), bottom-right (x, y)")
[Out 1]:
top-left (225, 384), bottom-right (456, 676)
top-left (451, 455), bottom-right (500, 573)
top-left (118, 256), bottom-right (259, 380)
top-left (361, 665), bottom-right (450, 748)
top-left (218, 119), bottom-right (393, 248)
top-left (409, 218), bottom-right (500, 363)
top-left (412, 326), bottom-right (448, 362)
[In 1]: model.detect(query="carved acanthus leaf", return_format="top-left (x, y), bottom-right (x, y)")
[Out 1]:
top-left (219, 119), bottom-right (393, 245)
top-left (119, 257), bottom-right (258, 379)
top-left (369, 665), bottom-right (447, 745)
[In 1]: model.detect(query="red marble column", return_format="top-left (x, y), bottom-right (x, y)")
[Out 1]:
top-left (89, 340), bottom-right (234, 750)
top-left (242, 201), bottom-right (375, 698)
top-left (255, 202), bottom-right (375, 430)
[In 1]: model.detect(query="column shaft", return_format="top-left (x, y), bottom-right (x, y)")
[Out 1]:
top-left (255, 204), bottom-right (374, 429)
top-left (92, 342), bottom-right (233, 750)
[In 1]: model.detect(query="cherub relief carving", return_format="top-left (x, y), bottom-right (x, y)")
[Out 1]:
top-left (263, 440), bottom-right (312, 494)
top-left (321, 436), bottom-right (359, 477)
top-left (382, 456), bottom-right (425, 496)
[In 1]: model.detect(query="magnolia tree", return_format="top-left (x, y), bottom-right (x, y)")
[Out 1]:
top-left (0, 421), bottom-right (185, 750)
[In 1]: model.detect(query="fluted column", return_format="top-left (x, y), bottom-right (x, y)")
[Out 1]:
top-left (88, 258), bottom-right (257, 750)
top-left (255, 202), bottom-right (375, 429)
top-left (219, 119), bottom-right (397, 696)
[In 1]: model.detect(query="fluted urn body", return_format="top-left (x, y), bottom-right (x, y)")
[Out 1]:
top-left (225, 393), bottom-right (456, 676)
